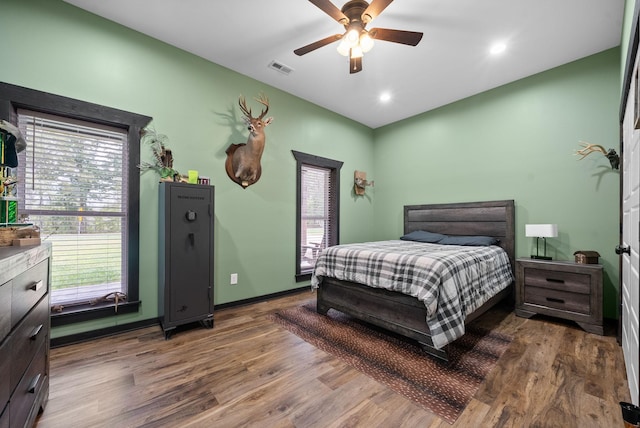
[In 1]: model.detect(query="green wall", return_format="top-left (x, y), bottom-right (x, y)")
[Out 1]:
top-left (0, 0), bottom-right (374, 338)
top-left (372, 48), bottom-right (621, 318)
top-left (0, 0), bottom-right (623, 337)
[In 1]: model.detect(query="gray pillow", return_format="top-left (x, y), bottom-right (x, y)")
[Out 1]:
top-left (438, 235), bottom-right (499, 246)
top-left (400, 230), bottom-right (446, 243)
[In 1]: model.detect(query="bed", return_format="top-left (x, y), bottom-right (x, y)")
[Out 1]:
top-left (311, 200), bottom-right (515, 361)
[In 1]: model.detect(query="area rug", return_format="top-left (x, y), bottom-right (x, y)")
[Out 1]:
top-left (269, 303), bottom-right (512, 424)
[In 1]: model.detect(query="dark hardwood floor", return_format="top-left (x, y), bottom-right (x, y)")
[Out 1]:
top-left (35, 290), bottom-right (630, 427)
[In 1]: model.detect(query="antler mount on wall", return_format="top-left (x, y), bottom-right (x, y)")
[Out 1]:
top-left (294, 0), bottom-right (423, 74)
top-left (575, 141), bottom-right (620, 170)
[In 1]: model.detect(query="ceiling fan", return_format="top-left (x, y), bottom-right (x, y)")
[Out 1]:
top-left (294, 0), bottom-right (423, 74)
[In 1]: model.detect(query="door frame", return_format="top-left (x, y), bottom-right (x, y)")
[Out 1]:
top-left (620, 0), bottom-right (640, 402)
top-left (621, 3), bottom-right (640, 121)
top-left (619, 0), bottom-right (640, 344)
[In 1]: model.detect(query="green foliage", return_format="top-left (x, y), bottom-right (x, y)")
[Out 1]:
top-left (138, 127), bottom-right (180, 178)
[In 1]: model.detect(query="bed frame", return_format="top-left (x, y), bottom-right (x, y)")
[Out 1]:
top-left (316, 199), bottom-right (515, 361)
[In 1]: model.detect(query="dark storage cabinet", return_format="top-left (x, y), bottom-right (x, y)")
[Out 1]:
top-left (158, 182), bottom-right (214, 339)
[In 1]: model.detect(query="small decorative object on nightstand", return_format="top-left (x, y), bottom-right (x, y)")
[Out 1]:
top-left (573, 250), bottom-right (600, 264)
top-left (515, 257), bottom-right (603, 335)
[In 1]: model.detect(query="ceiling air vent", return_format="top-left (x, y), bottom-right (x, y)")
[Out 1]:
top-left (268, 60), bottom-right (293, 75)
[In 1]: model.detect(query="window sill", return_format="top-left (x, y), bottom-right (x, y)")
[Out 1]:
top-left (51, 300), bottom-right (141, 327)
top-left (295, 272), bottom-right (312, 282)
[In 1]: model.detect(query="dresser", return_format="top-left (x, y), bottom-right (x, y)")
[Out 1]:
top-left (515, 257), bottom-right (603, 335)
top-left (158, 182), bottom-right (214, 339)
top-left (0, 243), bottom-right (51, 428)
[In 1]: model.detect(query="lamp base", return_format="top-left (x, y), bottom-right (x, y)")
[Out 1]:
top-left (531, 255), bottom-right (552, 260)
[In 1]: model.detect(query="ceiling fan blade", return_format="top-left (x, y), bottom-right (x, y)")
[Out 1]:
top-left (294, 34), bottom-right (343, 56)
top-left (309, 0), bottom-right (349, 24)
top-left (369, 28), bottom-right (423, 46)
top-left (362, 0), bottom-right (394, 23)
top-left (349, 56), bottom-right (363, 74)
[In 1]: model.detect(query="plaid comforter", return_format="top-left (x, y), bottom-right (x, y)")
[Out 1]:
top-left (310, 240), bottom-right (514, 349)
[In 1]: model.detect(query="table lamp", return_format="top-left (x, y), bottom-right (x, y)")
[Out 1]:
top-left (525, 224), bottom-right (558, 260)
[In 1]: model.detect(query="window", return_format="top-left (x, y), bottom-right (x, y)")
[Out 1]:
top-left (292, 150), bottom-right (342, 281)
top-left (0, 82), bottom-right (150, 325)
top-left (18, 111), bottom-right (129, 307)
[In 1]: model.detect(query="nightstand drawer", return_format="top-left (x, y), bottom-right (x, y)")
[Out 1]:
top-left (524, 286), bottom-right (590, 314)
top-left (523, 267), bottom-right (590, 294)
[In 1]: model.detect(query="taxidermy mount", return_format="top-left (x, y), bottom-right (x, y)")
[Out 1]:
top-left (575, 141), bottom-right (620, 170)
top-left (354, 170), bottom-right (374, 196)
top-left (225, 93), bottom-right (273, 188)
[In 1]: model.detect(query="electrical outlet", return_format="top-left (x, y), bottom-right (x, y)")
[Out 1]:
top-left (230, 273), bottom-right (238, 285)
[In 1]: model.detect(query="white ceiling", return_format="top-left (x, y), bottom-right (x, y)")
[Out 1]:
top-left (63, 0), bottom-right (625, 129)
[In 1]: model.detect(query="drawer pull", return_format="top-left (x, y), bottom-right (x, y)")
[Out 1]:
top-left (27, 373), bottom-right (41, 394)
top-left (546, 278), bottom-right (565, 284)
top-left (30, 324), bottom-right (43, 340)
top-left (546, 297), bottom-right (565, 304)
top-left (30, 280), bottom-right (44, 291)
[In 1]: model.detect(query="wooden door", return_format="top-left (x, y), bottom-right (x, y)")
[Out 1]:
top-left (621, 44), bottom-right (640, 405)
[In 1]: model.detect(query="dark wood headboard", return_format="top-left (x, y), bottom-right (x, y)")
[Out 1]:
top-left (404, 200), bottom-right (515, 272)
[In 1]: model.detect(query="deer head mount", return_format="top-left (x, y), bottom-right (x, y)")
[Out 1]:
top-left (575, 141), bottom-right (619, 170)
top-left (354, 170), bottom-right (374, 196)
top-left (225, 93), bottom-right (273, 188)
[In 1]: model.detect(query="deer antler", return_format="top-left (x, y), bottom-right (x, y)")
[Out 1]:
top-left (575, 141), bottom-right (608, 160)
top-left (238, 96), bottom-right (252, 119)
top-left (238, 93), bottom-right (269, 120)
top-left (574, 141), bottom-right (620, 169)
top-left (254, 93), bottom-right (269, 120)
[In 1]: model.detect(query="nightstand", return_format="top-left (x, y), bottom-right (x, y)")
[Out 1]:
top-left (515, 258), bottom-right (603, 335)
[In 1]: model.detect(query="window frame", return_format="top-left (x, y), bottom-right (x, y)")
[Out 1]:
top-left (0, 82), bottom-right (151, 326)
top-left (292, 150), bottom-right (343, 282)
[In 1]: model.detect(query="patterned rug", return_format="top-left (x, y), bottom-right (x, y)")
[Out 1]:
top-left (269, 303), bottom-right (512, 424)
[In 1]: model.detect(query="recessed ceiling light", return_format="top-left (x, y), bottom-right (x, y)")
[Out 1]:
top-left (489, 42), bottom-right (506, 55)
top-left (379, 92), bottom-right (391, 103)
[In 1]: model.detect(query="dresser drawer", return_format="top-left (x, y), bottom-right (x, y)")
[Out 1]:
top-left (0, 280), bottom-right (10, 342)
top-left (524, 286), bottom-right (591, 315)
top-left (10, 295), bottom-right (49, 394)
top-left (11, 259), bottom-right (48, 328)
top-left (0, 338), bottom-right (9, 418)
top-left (522, 267), bottom-right (590, 294)
top-left (0, 402), bottom-right (8, 428)
top-left (10, 341), bottom-right (47, 428)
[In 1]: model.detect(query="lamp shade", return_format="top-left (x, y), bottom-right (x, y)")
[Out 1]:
top-left (525, 224), bottom-right (558, 238)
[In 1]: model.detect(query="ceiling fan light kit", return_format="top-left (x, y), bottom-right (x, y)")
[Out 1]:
top-left (295, 0), bottom-right (423, 74)
top-left (337, 29), bottom-right (375, 58)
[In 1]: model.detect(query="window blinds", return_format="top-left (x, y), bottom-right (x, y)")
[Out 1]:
top-left (300, 164), bottom-right (331, 271)
top-left (17, 110), bottom-right (129, 306)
